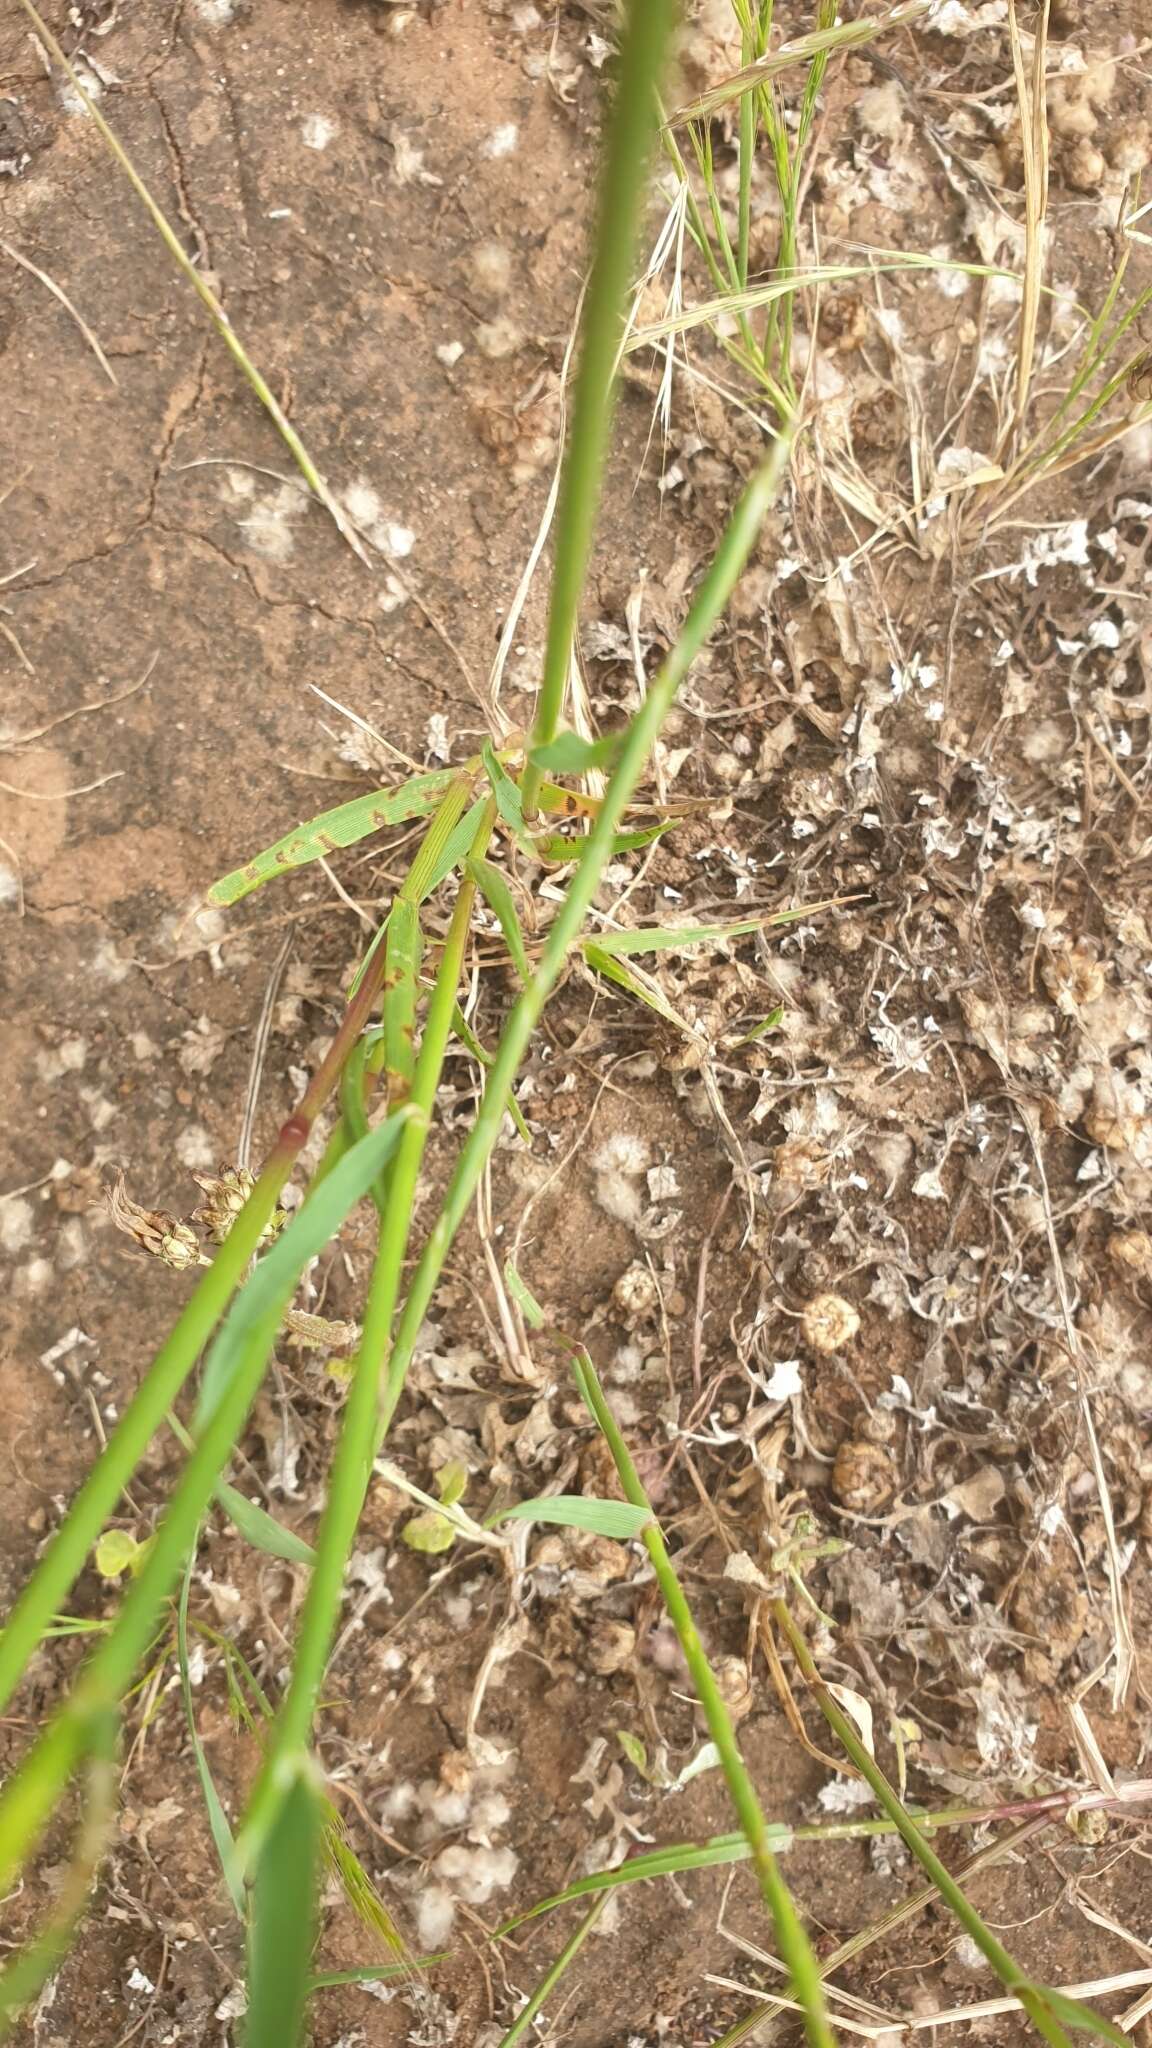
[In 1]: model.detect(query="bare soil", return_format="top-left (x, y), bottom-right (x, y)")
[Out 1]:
top-left (2, 2), bottom-right (1151, 2045)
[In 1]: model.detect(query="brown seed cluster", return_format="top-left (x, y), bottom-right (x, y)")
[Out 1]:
top-left (105, 1162), bottom-right (286, 1271)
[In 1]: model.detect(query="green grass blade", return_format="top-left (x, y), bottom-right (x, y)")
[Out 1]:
top-left (246, 1763), bottom-right (323, 2048)
top-left (194, 1114), bottom-right (408, 1432)
top-left (178, 1551), bottom-right (245, 1916)
top-left (0, 1710), bottom-right (118, 2040)
top-left (381, 899), bottom-right (422, 1101)
top-left (208, 770), bottom-right (460, 907)
top-left (775, 1604), bottom-right (1126, 2048)
top-left (450, 1008), bottom-right (533, 1144)
top-left (521, 0), bottom-right (678, 813)
top-left (529, 730), bottom-right (624, 775)
top-left (583, 942), bottom-right (692, 1032)
top-left (588, 917), bottom-right (764, 956)
top-left (339, 1029), bottom-right (387, 1217)
top-left (496, 1832), bottom-right (753, 1931)
top-left (416, 794), bottom-right (489, 896)
top-left (213, 1482), bottom-right (317, 1568)
top-left (346, 909), bottom-right (392, 1002)
top-left (533, 818), bottom-right (676, 862)
top-left (488, 1496), bottom-right (652, 1538)
top-left (482, 739), bottom-right (530, 842)
top-left (384, 438), bottom-right (793, 1442)
top-left (167, 1411), bottom-right (318, 1567)
top-left (571, 1346), bottom-right (835, 2048)
top-left (668, 0), bottom-right (930, 122)
top-left (496, 1895), bottom-right (608, 2048)
top-left (308, 1959), bottom-right (446, 1991)
top-left (232, 815), bottom-right (495, 1877)
top-left (0, 1146), bottom-right (300, 1718)
top-left (468, 856), bottom-right (531, 984)
top-left (0, 1120), bottom-right (409, 1895)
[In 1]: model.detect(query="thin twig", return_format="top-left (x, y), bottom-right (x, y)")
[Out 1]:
top-left (0, 654), bottom-right (157, 749)
top-left (0, 235), bottom-right (118, 386)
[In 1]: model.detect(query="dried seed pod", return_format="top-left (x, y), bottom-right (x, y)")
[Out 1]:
top-left (800, 1292), bottom-right (861, 1354)
top-left (1011, 1565), bottom-right (1087, 1660)
top-left (437, 1748), bottom-right (475, 1796)
top-left (191, 1163), bottom-right (285, 1246)
top-left (1064, 137), bottom-right (1105, 190)
top-left (1041, 941), bottom-right (1105, 1013)
top-left (585, 1620), bottom-right (637, 1677)
top-left (712, 1653), bottom-right (754, 1722)
top-left (106, 1171), bottom-right (207, 1271)
top-left (1108, 1230), bottom-right (1152, 1281)
top-left (1106, 118), bottom-right (1151, 177)
top-left (612, 1260), bottom-right (659, 1326)
top-left (832, 1440), bottom-right (896, 1513)
top-left (769, 1137), bottom-right (831, 1201)
top-left (1083, 1105), bottom-right (1146, 1155)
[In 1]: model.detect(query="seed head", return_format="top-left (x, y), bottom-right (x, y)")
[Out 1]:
top-left (106, 1171), bottom-right (207, 1271)
top-left (191, 1164), bottom-right (285, 1245)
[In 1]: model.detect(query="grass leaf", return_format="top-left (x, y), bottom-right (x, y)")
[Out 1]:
top-left (246, 1762), bottom-right (322, 2048)
top-left (666, 0), bottom-right (930, 122)
top-left (583, 942), bottom-right (694, 1034)
top-left (503, 1257), bottom-right (546, 1329)
top-left (177, 1552), bottom-right (244, 1917)
top-left (588, 916), bottom-right (766, 957)
top-left (482, 740), bottom-right (530, 843)
top-left (214, 1482), bottom-right (317, 1568)
top-left (468, 856), bottom-right (531, 983)
top-left (413, 794), bottom-right (489, 901)
top-left (194, 1115), bottom-right (409, 1432)
top-left (530, 730), bottom-right (625, 774)
top-left (207, 771), bottom-right (459, 907)
top-left (490, 1495), bottom-right (651, 1539)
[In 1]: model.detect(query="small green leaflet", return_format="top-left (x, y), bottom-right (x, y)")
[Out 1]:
top-left (401, 1510), bottom-right (457, 1555)
top-left (583, 944), bottom-right (692, 1035)
top-left (468, 856), bottom-right (530, 983)
top-left (450, 1006), bottom-right (533, 1144)
top-left (94, 1528), bottom-right (152, 1579)
top-left (401, 1460), bottom-right (469, 1554)
top-left (503, 1257), bottom-right (545, 1330)
top-left (532, 818), bottom-right (676, 862)
top-left (529, 729), bottom-right (625, 775)
top-left (489, 1496), bottom-right (651, 1539)
top-left (482, 739), bottom-right (529, 843)
top-left (734, 1005), bottom-right (784, 1046)
top-left (616, 1733), bottom-right (721, 1790)
top-left (214, 1481), bottom-right (317, 1568)
top-left (207, 768), bottom-right (459, 906)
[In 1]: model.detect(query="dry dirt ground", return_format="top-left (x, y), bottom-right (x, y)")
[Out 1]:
top-left (2, 1), bottom-right (1152, 2044)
